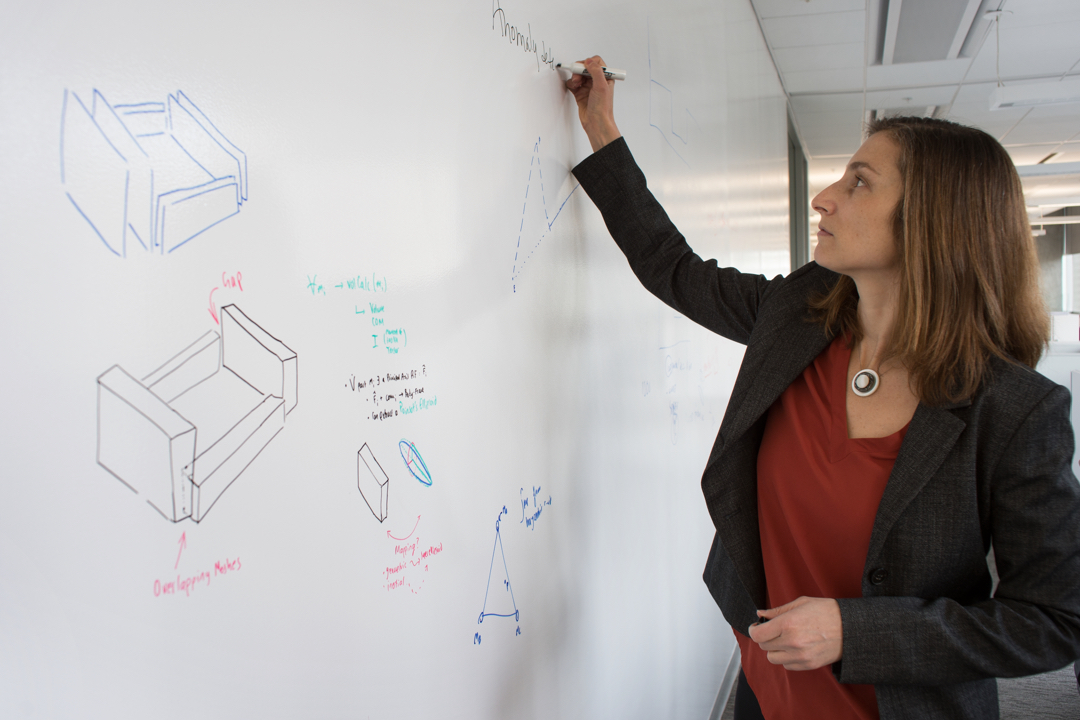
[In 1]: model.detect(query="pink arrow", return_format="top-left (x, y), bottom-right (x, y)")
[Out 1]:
top-left (208, 288), bottom-right (219, 325)
top-left (387, 515), bottom-right (421, 541)
top-left (174, 532), bottom-right (187, 569)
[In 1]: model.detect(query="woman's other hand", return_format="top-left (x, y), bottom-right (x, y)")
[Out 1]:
top-left (747, 597), bottom-right (844, 671)
top-left (565, 55), bottom-right (621, 153)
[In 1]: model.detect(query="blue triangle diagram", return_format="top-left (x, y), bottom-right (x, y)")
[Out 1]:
top-left (510, 137), bottom-right (550, 293)
top-left (478, 525), bottom-right (519, 623)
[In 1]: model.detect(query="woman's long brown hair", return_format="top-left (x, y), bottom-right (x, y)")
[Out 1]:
top-left (809, 116), bottom-right (1049, 406)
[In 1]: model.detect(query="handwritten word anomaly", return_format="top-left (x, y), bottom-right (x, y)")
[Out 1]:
top-left (153, 557), bottom-right (242, 598)
top-left (492, 0), bottom-right (556, 72)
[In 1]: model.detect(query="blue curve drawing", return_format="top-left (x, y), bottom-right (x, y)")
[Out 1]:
top-left (399, 439), bottom-right (432, 486)
top-left (60, 88), bottom-right (248, 257)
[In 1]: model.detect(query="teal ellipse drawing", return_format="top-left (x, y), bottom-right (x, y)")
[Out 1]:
top-left (399, 439), bottom-right (432, 486)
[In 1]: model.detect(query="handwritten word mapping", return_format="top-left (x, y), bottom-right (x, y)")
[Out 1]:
top-left (382, 517), bottom-right (444, 594)
top-left (153, 557), bottom-right (241, 598)
top-left (491, 0), bottom-right (556, 72)
top-left (346, 366), bottom-right (437, 422)
top-left (519, 485), bottom-right (552, 530)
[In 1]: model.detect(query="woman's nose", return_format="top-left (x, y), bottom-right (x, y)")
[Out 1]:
top-left (812, 184), bottom-right (838, 215)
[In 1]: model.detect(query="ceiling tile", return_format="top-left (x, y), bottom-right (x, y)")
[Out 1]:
top-left (1006, 144), bottom-right (1065, 166)
top-left (865, 58), bottom-right (969, 89)
top-left (944, 111), bottom-right (1031, 143)
top-left (801, 129), bottom-right (864, 158)
top-left (941, 81), bottom-right (1033, 139)
top-left (790, 91), bottom-right (865, 158)
top-left (809, 156), bottom-right (851, 175)
top-left (1022, 172), bottom-right (1080, 209)
top-left (761, 10), bottom-right (865, 49)
top-left (994, 1), bottom-right (1080, 30)
top-left (772, 42), bottom-right (864, 73)
top-left (783, 66), bottom-right (865, 94)
top-left (1048, 142), bottom-right (1080, 164)
top-left (962, 20), bottom-right (1080, 85)
top-left (761, 0), bottom-right (1080, 181)
top-left (1001, 105), bottom-right (1080, 145)
top-left (810, 141), bottom-right (863, 158)
top-left (789, 92), bottom-right (864, 115)
top-left (752, 0), bottom-right (865, 19)
top-left (864, 85), bottom-right (958, 110)
top-left (949, 81), bottom-right (1001, 104)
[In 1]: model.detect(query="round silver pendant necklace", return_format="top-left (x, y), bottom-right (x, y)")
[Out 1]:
top-left (852, 339), bottom-right (884, 398)
top-left (851, 368), bottom-right (880, 397)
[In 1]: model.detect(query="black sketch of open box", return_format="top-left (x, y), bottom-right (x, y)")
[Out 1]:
top-left (96, 305), bottom-right (297, 522)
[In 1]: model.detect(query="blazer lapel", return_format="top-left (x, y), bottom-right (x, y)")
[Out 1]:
top-left (702, 264), bottom-right (840, 610)
top-left (865, 402), bottom-right (967, 564)
top-left (717, 263), bottom-right (840, 450)
top-left (702, 314), bottom-right (832, 609)
top-left (722, 316), bottom-right (832, 445)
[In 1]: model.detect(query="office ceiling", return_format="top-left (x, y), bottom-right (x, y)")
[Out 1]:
top-left (750, 0), bottom-right (1080, 216)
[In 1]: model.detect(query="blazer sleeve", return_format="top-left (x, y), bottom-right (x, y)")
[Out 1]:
top-left (572, 138), bottom-right (785, 345)
top-left (835, 383), bottom-right (1080, 686)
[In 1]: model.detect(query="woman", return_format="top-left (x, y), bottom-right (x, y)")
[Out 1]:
top-left (566, 56), bottom-right (1080, 720)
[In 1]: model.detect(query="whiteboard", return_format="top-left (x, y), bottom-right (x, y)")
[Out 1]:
top-left (0, 1), bottom-right (789, 718)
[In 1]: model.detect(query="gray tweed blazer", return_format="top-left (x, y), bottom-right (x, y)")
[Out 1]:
top-left (573, 138), bottom-right (1080, 720)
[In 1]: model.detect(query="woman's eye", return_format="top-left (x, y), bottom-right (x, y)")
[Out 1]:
top-left (854, 176), bottom-right (866, 188)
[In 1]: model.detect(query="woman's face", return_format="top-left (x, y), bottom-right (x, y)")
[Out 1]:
top-left (812, 132), bottom-right (904, 282)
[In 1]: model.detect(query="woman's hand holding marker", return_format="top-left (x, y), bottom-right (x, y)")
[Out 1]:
top-left (564, 55), bottom-right (622, 153)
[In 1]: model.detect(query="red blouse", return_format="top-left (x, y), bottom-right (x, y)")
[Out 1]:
top-left (735, 334), bottom-right (908, 720)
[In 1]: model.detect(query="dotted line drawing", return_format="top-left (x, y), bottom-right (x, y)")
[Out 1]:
top-left (510, 136), bottom-right (580, 293)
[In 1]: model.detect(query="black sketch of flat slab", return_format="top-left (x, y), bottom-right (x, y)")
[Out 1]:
top-left (96, 305), bottom-right (296, 522)
top-left (358, 443), bottom-right (389, 522)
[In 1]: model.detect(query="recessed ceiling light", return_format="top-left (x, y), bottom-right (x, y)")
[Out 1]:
top-left (990, 78), bottom-right (1080, 110)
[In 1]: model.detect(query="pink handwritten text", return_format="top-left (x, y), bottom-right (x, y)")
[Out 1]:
top-left (382, 536), bottom-right (444, 594)
top-left (153, 556), bottom-right (242, 598)
top-left (208, 271), bottom-right (245, 324)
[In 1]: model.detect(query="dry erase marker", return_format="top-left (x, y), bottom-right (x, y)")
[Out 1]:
top-left (556, 62), bottom-right (626, 81)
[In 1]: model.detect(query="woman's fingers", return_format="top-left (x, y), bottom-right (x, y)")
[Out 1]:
top-left (563, 55), bottom-right (621, 152)
top-left (747, 597), bottom-right (844, 671)
top-left (756, 596), bottom-right (811, 621)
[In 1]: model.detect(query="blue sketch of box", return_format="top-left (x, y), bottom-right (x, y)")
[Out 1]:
top-left (60, 88), bottom-right (248, 257)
